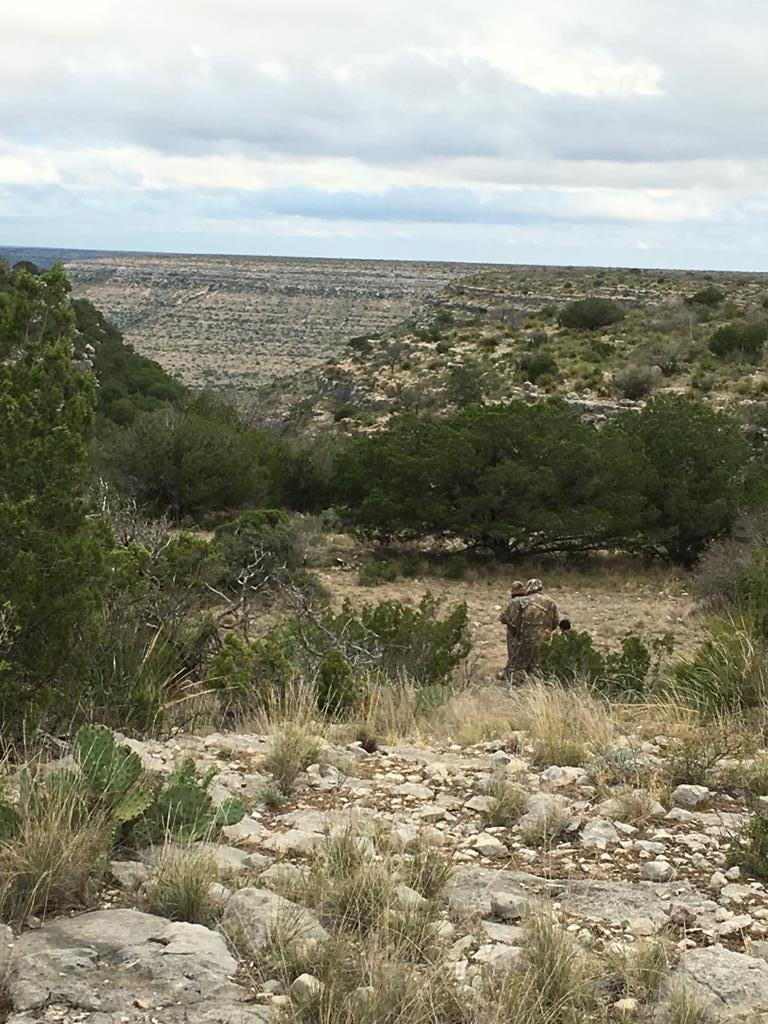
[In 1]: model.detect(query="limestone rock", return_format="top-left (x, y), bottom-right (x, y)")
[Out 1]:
top-left (581, 818), bottom-right (621, 851)
top-left (640, 859), bottom-right (676, 882)
top-left (540, 766), bottom-right (586, 789)
top-left (480, 921), bottom-right (526, 944)
top-left (6, 908), bottom-right (271, 1023)
top-left (262, 829), bottom-right (324, 856)
top-left (394, 782), bottom-right (433, 800)
top-left (221, 815), bottom-right (265, 848)
top-left (222, 888), bottom-right (329, 950)
top-left (259, 862), bottom-right (303, 890)
top-left (716, 914), bottom-right (753, 938)
top-left (448, 866), bottom-right (553, 919)
top-left (490, 893), bottom-right (530, 921)
top-left (472, 943), bottom-right (525, 972)
top-left (396, 884), bottom-right (428, 908)
top-left (108, 859), bottom-right (150, 890)
top-left (664, 946), bottom-right (768, 1018)
top-left (290, 973), bottom-right (323, 1001)
top-left (472, 832), bottom-right (508, 858)
top-left (670, 785), bottom-right (711, 809)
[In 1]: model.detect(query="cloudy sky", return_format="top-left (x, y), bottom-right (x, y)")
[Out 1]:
top-left (2, 1), bottom-right (768, 268)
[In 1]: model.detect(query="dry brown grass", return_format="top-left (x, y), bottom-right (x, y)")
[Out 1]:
top-left (142, 842), bottom-right (219, 926)
top-left (263, 723), bottom-right (324, 793)
top-left (0, 772), bottom-right (111, 925)
top-left (507, 683), bottom-right (618, 766)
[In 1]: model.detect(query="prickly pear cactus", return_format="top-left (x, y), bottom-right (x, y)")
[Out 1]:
top-left (73, 725), bottom-right (142, 808)
top-left (157, 782), bottom-right (213, 841)
top-left (113, 787), bottom-right (154, 824)
top-left (214, 797), bottom-right (245, 829)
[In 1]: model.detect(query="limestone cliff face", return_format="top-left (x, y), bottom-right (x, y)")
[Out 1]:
top-left (67, 253), bottom-right (476, 390)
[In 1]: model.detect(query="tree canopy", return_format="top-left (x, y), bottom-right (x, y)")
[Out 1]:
top-left (333, 396), bottom-right (759, 563)
top-left (0, 263), bottom-right (109, 718)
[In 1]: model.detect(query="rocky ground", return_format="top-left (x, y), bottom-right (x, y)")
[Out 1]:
top-left (3, 716), bottom-right (768, 1023)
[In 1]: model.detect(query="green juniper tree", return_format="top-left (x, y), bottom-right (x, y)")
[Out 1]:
top-left (0, 262), bottom-right (109, 729)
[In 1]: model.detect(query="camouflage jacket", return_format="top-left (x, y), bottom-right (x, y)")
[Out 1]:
top-left (501, 594), bottom-right (558, 641)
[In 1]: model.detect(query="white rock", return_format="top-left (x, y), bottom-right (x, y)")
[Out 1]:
top-left (671, 784), bottom-right (710, 809)
top-left (715, 914), bottom-right (753, 938)
top-left (395, 782), bottom-right (433, 800)
top-left (395, 884), bottom-right (428, 908)
top-left (472, 833), bottom-right (508, 858)
top-left (581, 818), bottom-right (621, 851)
top-left (490, 893), bottom-right (529, 921)
top-left (640, 859), bottom-right (676, 882)
top-left (464, 795), bottom-right (492, 814)
top-left (540, 766), bottom-right (585, 789)
top-left (262, 829), bottom-right (324, 856)
top-left (290, 973), bottom-right (323, 1001)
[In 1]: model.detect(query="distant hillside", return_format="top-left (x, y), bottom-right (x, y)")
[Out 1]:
top-left (251, 263), bottom-right (768, 435)
top-left (65, 252), bottom-right (489, 390)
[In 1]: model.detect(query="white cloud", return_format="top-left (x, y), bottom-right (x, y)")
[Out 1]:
top-left (2, 0), bottom-right (768, 265)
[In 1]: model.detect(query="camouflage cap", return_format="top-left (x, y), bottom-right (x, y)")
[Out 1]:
top-left (509, 579), bottom-right (526, 596)
top-left (525, 578), bottom-right (543, 593)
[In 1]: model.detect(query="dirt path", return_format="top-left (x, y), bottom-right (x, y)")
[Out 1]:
top-left (315, 565), bottom-right (701, 680)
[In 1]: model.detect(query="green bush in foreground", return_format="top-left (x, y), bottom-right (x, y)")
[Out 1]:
top-left (0, 263), bottom-right (110, 733)
top-left (206, 594), bottom-right (470, 717)
top-left (0, 726), bottom-right (244, 851)
top-left (539, 629), bottom-right (670, 698)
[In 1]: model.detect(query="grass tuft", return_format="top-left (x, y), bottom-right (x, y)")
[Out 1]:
top-left (263, 724), bottom-right (323, 793)
top-left (507, 683), bottom-right (616, 767)
top-left (483, 775), bottom-right (528, 828)
top-left (0, 770), bottom-right (111, 926)
top-left (142, 842), bottom-right (219, 925)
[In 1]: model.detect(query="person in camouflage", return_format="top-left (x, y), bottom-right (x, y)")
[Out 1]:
top-left (499, 580), bottom-right (527, 682)
top-left (499, 577), bottom-right (559, 684)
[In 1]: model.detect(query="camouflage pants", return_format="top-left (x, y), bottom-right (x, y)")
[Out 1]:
top-left (503, 630), bottom-right (539, 684)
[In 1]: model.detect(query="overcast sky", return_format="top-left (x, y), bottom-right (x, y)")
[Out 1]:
top-left (2, 0), bottom-right (768, 268)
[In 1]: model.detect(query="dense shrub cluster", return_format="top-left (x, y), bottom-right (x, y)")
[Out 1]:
top-left (73, 298), bottom-right (186, 424)
top-left (709, 320), bottom-right (768, 360)
top-left (686, 285), bottom-right (725, 308)
top-left (0, 263), bottom-right (110, 727)
top-left (206, 594), bottom-right (471, 717)
top-left (539, 630), bottom-right (671, 698)
top-left (333, 396), bottom-right (759, 564)
top-left (558, 297), bottom-right (625, 330)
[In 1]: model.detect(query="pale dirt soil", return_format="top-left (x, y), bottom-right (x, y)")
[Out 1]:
top-left (314, 561), bottom-right (701, 682)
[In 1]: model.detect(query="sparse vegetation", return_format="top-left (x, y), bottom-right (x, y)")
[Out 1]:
top-left (263, 724), bottom-right (323, 793)
top-left (142, 842), bottom-right (219, 925)
top-left (508, 683), bottom-right (616, 766)
top-left (482, 775), bottom-right (528, 827)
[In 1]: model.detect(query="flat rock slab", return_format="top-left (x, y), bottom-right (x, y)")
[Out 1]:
top-left (449, 869), bottom-right (719, 932)
top-left (665, 946), bottom-right (768, 1018)
top-left (222, 887), bottom-right (329, 950)
top-left (6, 908), bottom-right (271, 1023)
top-left (554, 879), bottom-right (719, 930)
top-left (447, 866), bottom-right (556, 918)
